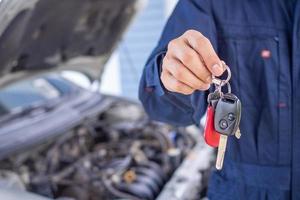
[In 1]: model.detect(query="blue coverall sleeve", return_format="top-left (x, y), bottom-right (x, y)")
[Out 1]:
top-left (139, 0), bottom-right (218, 126)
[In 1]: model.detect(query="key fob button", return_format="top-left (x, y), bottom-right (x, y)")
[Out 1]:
top-left (219, 119), bottom-right (228, 129)
top-left (228, 113), bottom-right (235, 121)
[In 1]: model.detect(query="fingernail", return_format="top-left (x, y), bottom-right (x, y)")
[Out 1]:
top-left (212, 64), bottom-right (223, 76)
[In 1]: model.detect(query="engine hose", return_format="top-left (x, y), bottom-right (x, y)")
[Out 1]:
top-left (102, 176), bottom-right (142, 200)
top-left (106, 156), bottom-right (132, 172)
top-left (138, 161), bottom-right (167, 181)
top-left (152, 131), bottom-right (172, 152)
top-left (133, 167), bottom-right (164, 187)
top-left (135, 175), bottom-right (160, 195)
top-left (115, 182), bottom-right (154, 200)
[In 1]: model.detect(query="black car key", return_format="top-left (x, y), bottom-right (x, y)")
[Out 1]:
top-left (214, 93), bottom-right (242, 170)
top-left (214, 93), bottom-right (241, 136)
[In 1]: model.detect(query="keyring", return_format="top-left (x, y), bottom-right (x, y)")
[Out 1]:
top-left (212, 64), bottom-right (231, 87)
top-left (214, 81), bottom-right (231, 95)
top-left (207, 82), bottom-right (231, 103)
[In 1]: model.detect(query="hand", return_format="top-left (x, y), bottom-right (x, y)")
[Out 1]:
top-left (161, 30), bottom-right (225, 95)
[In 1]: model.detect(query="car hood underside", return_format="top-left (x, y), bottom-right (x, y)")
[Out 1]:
top-left (0, 0), bottom-right (142, 87)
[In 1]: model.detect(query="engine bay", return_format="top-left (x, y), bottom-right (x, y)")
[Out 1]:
top-left (0, 99), bottom-right (212, 200)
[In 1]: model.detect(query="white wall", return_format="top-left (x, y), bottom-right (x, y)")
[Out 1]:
top-left (101, 0), bottom-right (179, 98)
top-left (165, 0), bottom-right (178, 17)
top-left (100, 52), bottom-right (122, 95)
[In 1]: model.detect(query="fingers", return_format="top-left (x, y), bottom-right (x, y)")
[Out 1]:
top-left (160, 29), bottom-right (225, 95)
top-left (183, 30), bottom-right (225, 76)
top-left (168, 39), bottom-right (212, 83)
top-left (161, 70), bottom-right (195, 95)
top-left (163, 56), bottom-right (210, 90)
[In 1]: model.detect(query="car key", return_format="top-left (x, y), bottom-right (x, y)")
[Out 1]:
top-left (214, 93), bottom-right (242, 170)
top-left (209, 62), bottom-right (242, 170)
top-left (214, 93), bottom-right (241, 136)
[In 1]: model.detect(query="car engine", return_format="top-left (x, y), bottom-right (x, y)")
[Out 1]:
top-left (0, 99), bottom-right (210, 200)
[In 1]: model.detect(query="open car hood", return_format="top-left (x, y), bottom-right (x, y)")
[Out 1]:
top-left (0, 0), bottom-right (144, 87)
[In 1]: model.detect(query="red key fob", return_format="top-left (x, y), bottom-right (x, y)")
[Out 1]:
top-left (204, 105), bottom-right (220, 147)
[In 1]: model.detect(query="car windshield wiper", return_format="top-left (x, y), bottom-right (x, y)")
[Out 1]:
top-left (0, 100), bottom-right (59, 125)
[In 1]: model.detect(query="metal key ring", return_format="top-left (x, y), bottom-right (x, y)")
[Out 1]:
top-left (212, 64), bottom-right (231, 87)
top-left (214, 81), bottom-right (231, 95)
top-left (207, 82), bottom-right (231, 104)
top-left (225, 82), bottom-right (232, 94)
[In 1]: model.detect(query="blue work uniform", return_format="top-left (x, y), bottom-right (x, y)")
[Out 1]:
top-left (139, 0), bottom-right (300, 199)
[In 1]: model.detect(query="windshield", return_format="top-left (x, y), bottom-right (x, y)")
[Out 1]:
top-left (0, 74), bottom-right (78, 116)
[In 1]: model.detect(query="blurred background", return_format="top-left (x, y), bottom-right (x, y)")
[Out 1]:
top-left (0, 1), bottom-right (215, 200)
top-left (101, 0), bottom-right (178, 100)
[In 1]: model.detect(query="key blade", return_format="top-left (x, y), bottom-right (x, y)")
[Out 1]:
top-left (216, 135), bottom-right (228, 170)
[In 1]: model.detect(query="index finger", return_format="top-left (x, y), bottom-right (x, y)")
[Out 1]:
top-left (183, 30), bottom-right (225, 76)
